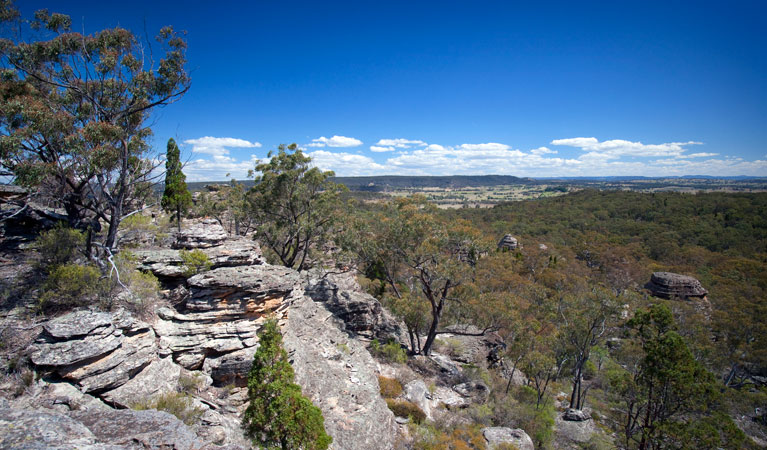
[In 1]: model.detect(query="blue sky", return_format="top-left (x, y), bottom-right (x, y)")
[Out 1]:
top-left (20, 1), bottom-right (767, 180)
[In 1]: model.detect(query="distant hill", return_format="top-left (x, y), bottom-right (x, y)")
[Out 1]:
top-left (330, 175), bottom-right (534, 191)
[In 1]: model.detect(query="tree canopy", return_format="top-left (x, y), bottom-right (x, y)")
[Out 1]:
top-left (161, 138), bottom-right (192, 231)
top-left (0, 1), bottom-right (190, 259)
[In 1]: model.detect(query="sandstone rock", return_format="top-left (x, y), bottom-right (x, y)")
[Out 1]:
top-left (283, 294), bottom-right (398, 450)
top-left (30, 309), bottom-right (157, 393)
top-left (452, 381), bottom-right (490, 403)
top-left (155, 265), bottom-right (301, 373)
top-left (0, 407), bottom-right (100, 448)
top-left (437, 326), bottom-right (506, 367)
top-left (497, 234), bottom-right (519, 251)
top-left (135, 238), bottom-right (263, 280)
top-left (645, 272), bottom-right (708, 300)
top-left (133, 249), bottom-right (187, 278)
top-left (563, 408), bottom-right (591, 421)
top-left (404, 380), bottom-right (433, 419)
top-left (174, 218), bottom-right (228, 249)
top-left (556, 410), bottom-right (596, 443)
top-left (71, 408), bottom-right (204, 449)
top-left (429, 353), bottom-right (462, 377)
top-left (482, 426), bottom-right (534, 450)
top-left (101, 357), bottom-right (182, 408)
top-left (304, 271), bottom-right (403, 341)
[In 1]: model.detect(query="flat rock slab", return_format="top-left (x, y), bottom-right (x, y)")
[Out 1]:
top-left (101, 357), bottom-right (182, 408)
top-left (174, 219), bottom-right (228, 249)
top-left (0, 407), bottom-right (99, 449)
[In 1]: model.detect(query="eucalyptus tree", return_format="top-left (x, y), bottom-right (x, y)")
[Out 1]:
top-left (0, 2), bottom-right (190, 261)
top-left (161, 138), bottom-right (191, 231)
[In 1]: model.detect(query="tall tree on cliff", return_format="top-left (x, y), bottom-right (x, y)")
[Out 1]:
top-left (0, 1), bottom-right (190, 262)
top-left (161, 138), bottom-right (191, 232)
top-left (248, 144), bottom-right (345, 271)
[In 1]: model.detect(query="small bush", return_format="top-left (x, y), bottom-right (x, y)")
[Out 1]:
top-left (132, 392), bottom-right (204, 426)
top-left (121, 213), bottom-right (154, 231)
top-left (378, 375), bottom-right (403, 398)
top-left (38, 263), bottom-right (108, 312)
top-left (386, 398), bottom-right (426, 424)
top-left (33, 224), bottom-right (84, 272)
top-left (370, 339), bottom-right (408, 364)
top-left (179, 249), bottom-right (212, 277)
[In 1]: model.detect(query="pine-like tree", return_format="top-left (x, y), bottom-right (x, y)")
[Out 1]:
top-left (242, 319), bottom-right (332, 450)
top-left (161, 138), bottom-right (192, 232)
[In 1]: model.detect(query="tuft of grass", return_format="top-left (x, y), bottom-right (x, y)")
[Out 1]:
top-left (370, 339), bottom-right (408, 364)
top-left (386, 398), bottom-right (426, 424)
top-left (132, 392), bottom-right (204, 426)
top-left (378, 375), bottom-right (403, 398)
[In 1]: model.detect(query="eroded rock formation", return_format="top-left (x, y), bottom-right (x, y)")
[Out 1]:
top-left (497, 234), bottom-right (519, 251)
top-left (645, 271), bottom-right (708, 300)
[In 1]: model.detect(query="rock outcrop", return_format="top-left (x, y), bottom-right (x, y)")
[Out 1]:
top-left (645, 272), bottom-right (708, 300)
top-left (154, 264), bottom-right (301, 378)
top-left (30, 309), bottom-right (156, 393)
top-left (497, 234), bottom-right (519, 251)
top-left (174, 218), bottom-right (229, 249)
top-left (304, 270), bottom-right (403, 341)
top-left (283, 293), bottom-right (399, 450)
top-left (0, 407), bottom-right (205, 450)
top-left (482, 426), bottom-right (534, 450)
top-left (135, 236), bottom-right (263, 280)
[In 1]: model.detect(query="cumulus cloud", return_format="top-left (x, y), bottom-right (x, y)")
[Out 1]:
top-left (183, 154), bottom-right (261, 182)
top-left (370, 145), bottom-right (395, 152)
top-left (686, 152), bottom-right (719, 158)
top-left (306, 135), bottom-right (363, 148)
top-left (551, 137), bottom-right (702, 159)
top-left (183, 136), bottom-right (261, 157)
top-left (530, 147), bottom-right (557, 155)
top-left (375, 138), bottom-right (427, 148)
top-left (457, 143), bottom-right (511, 152)
top-left (306, 150), bottom-right (386, 176)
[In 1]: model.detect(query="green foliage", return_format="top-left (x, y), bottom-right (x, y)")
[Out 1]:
top-left (161, 138), bottom-right (192, 231)
top-left (179, 249), bottom-right (212, 277)
top-left (242, 319), bottom-right (331, 450)
top-left (178, 372), bottom-right (204, 394)
top-left (0, 4), bottom-right (190, 254)
top-left (32, 224), bottom-right (84, 272)
top-left (370, 339), bottom-right (408, 364)
top-left (385, 398), bottom-right (426, 424)
top-left (38, 263), bottom-right (107, 312)
top-left (378, 375), bottom-right (403, 398)
top-left (132, 392), bottom-right (204, 426)
top-left (249, 143), bottom-right (345, 270)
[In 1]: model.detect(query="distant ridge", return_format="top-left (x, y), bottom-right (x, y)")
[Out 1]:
top-left (329, 175), bottom-right (533, 191)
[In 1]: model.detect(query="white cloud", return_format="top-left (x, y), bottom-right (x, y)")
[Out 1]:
top-left (183, 136), bottom-right (261, 157)
top-left (306, 150), bottom-right (386, 176)
top-left (686, 152), bottom-right (719, 158)
top-left (370, 145), bottom-right (396, 152)
top-left (375, 138), bottom-right (427, 148)
top-left (184, 154), bottom-right (260, 182)
top-left (551, 137), bottom-right (702, 159)
top-left (306, 135), bottom-right (363, 148)
top-left (458, 143), bottom-right (511, 151)
top-left (530, 146), bottom-right (557, 155)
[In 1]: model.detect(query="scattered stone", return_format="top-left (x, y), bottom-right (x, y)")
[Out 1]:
top-left (482, 426), bottom-right (534, 450)
top-left (645, 272), bottom-right (708, 300)
top-left (497, 234), bottom-right (519, 251)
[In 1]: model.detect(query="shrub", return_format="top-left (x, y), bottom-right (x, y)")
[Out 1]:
top-left (378, 375), bottom-right (403, 398)
top-left (385, 398), bottom-right (426, 424)
top-left (132, 392), bottom-right (204, 426)
top-left (38, 263), bottom-right (107, 312)
top-left (370, 339), bottom-right (408, 364)
top-left (178, 372), bottom-right (204, 394)
top-left (179, 249), bottom-right (212, 277)
top-left (33, 224), bottom-right (84, 272)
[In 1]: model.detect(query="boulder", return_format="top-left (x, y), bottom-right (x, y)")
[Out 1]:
top-left (404, 380), bottom-right (433, 419)
top-left (0, 407), bottom-right (100, 448)
top-left (304, 271), bottom-right (402, 341)
top-left (174, 218), bottom-right (228, 249)
top-left (452, 381), bottom-right (490, 403)
top-left (497, 234), bottom-right (519, 251)
top-left (482, 427), bottom-right (534, 450)
top-left (30, 309), bottom-right (157, 393)
top-left (283, 294), bottom-right (398, 450)
top-left (645, 272), bottom-right (708, 300)
top-left (563, 408), bottom-right (591, 421)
